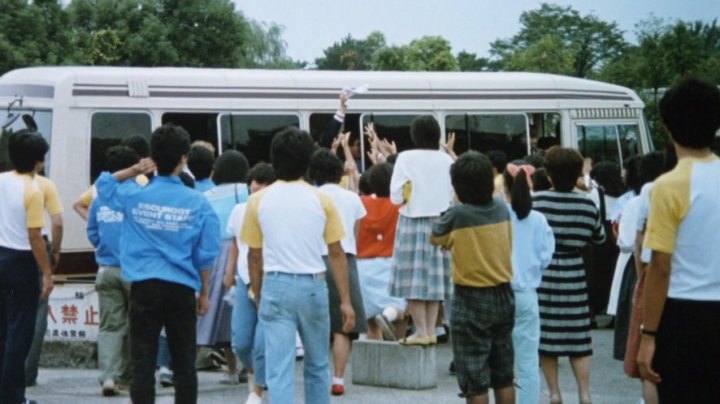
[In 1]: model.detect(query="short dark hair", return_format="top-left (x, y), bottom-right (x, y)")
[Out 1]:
top-left (151, 124), bottom-right (191, 176)
top-left (271, 127), bottom-right (314, 181)
top-left (178, 171), bottom-right (195, 188)
top-left (659, 77), bottom-right (720, 149)
top-left (486, 150), bottom-right (508, 174)
top-left (212, 150), bottom-right (249, 185)
top-left (121, 134), bottom-right (150, 158)
top-left (309, 148), bottom-right (343, 186)
top-left (544, 147), bottom-right (583, 192)
top-left (523, 154), bottom-right (544, 169)
top-left (451, 151), bottom-right (494, 206)
top-left (366, 162), bottom-right (393, 197)
top-left (410, 116), bottom-right (440, 150)
top-left (624, 155), bottom-right (642, 195)
top-left (8, 130), bottom-right (48, 173)
top-left (358, 171), bottom-right (372, 195)
top-left (532, 168), bottom-right (552, 192)
top-left (105, 145), bottom-right (140, 173)
top-left (247, 162), bottom-right (276, 185)
top-left (638, 151), bottom-right (666, 187)
top-left (590, 161), bottom-right (625, 197)
top-left (187, 144), bottom-right (214, 180)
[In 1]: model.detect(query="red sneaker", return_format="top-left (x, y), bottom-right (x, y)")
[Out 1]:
top-left (331, 384), bottom-right (345, 396)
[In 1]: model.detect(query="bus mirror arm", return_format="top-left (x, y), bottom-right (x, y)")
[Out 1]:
top-left (2, 97), bottom-right (23, 130)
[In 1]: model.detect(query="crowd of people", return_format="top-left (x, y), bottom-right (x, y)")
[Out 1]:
top-left (0, 76), bottom-right (718, 404)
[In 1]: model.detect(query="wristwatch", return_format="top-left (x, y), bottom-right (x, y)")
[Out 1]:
top-left (640, 324), bottom-right (658, 337)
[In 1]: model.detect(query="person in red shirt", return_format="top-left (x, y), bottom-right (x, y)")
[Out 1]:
top-left (356, 163), bottom-right (408, 340)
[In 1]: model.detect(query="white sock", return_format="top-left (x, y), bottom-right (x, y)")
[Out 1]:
top-left (435, 326), bottom-right (446, 336)
top-left (382, 307), bottom-right (398, 322)
top-left (332, 377), bottom-right (344, 386)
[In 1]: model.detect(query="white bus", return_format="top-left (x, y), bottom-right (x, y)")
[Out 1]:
top-left (0, 66), bottom-right (651, 275)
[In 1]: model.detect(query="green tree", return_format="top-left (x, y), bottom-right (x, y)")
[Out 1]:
top-left (315, 31), bottom-right (386, 70)
top-left (245, 20), bottom-right (300, 68)
top-left (505, 35), bottom-right (574, 74)
top-left (370, 45), bottom-right (409, 71)
top-left (405, 36), bottom-right (459, 71)
top-left (491, 3), bottom-right (627, 77)
top-left (0, 0), bottom-right (71, 74)
top-left (456, 51), bottom-right (499, 72)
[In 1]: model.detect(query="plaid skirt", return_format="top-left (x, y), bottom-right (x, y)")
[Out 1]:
top-left (389, 215), bottom-right (451, 301)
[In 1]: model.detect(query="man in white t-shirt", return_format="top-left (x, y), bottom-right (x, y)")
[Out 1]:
top-left (241, 128), bottom-right (355, 404)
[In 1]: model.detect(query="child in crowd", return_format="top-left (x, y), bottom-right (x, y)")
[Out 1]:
top-left (86, 145), bottom-right (140, 396)
top-left (224, 162), bottom-right (276, 404)
top-left (432, 151), bottom-right (515, 404)
top-left (389, 116), bottom-right (454, 345)
top-left (197, 150), bottom-right (249, 384)
top-left (187, 144), bottom-right (215, 193)
top-left (503, 160), bottom-right (555, 404)
top-left (309, 149), bottom-right (367, 396)
top-left (356, 163), bottom-right (407, 341)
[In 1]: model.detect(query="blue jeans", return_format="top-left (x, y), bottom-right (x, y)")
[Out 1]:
top-left (0, 246), bottom-right (40, 404)
top-left (259, 272), bottom-right (330, 404)
top-left (232, 283), bottom-right (265, 387)
top-left (157, 334), bottom-right (171, 369)
top-left (512, 290), bottom-right (540, 404)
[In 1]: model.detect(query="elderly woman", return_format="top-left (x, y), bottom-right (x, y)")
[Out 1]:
top-left (532, 147), bottom-right (605, 404)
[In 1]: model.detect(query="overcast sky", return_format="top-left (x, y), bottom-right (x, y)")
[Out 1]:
top-left (235, 0), bottom-right (720, 63)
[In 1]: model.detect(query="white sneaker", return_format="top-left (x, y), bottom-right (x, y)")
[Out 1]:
top-left (245, 391), bottom-right (262, 404)
top-left (375, 314), bottom-right (397, 341)
top-left (101, 379), bottom-right (119, 396)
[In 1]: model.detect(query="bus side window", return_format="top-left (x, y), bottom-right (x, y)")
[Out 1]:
top-left (576, 123), bottom-right (640, 168)
top-left (162, 113), bottom-right (219, 154)
top-left (219, 114), bottom-right (300, 168)
top-left (359, 114), bottom-right (433, 171)
top-left (90, 112), bottom-right (152, 183)
top-left (445, 114), bottom-right (528, 161)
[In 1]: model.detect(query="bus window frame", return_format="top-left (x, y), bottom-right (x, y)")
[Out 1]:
top-left (89, 109), bottom-right (153, 184)
top-left (215, 111), bottom-right (302, 159)
top-left (573, 120), bottom-right (642, 168)
top-left (441, 112), bottom-right (530, 159)
top-left (358, 111), bottom-right (438, 172)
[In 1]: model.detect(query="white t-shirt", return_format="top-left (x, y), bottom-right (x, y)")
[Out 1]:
top-left (227, 203), bottom-right (250, 285)
top-left (241, 180), bottom-right (345, 274)
top-left (390, 149), bottom-right (454, 217)
top-left (636, 182), bottom-right (654, 263)
top-left (0, 172), bottom-right (45, 250)
top-left (318, 183), bottom-right (366, 255)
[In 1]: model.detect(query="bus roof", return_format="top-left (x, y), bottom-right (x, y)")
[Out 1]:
top-left (0, 66), bottom-right (642, 105)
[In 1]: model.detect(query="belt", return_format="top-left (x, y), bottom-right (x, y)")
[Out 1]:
top-left (265, 271), bottom-right (326, 281)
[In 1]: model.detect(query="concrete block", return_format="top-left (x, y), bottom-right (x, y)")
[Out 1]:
top-left (351, 339), bottom-right (437, 390)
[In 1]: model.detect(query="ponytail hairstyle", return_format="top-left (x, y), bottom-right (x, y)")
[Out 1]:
top-left (503, 160), bottom-right (535, 220)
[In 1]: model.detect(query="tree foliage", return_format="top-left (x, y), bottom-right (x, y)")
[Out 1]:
top-left (315, 31), bottom-right (387, 70)
top-left (491, 3), bottom-right (627, 77)
top-left (0, 0), bottom-right (297, 74)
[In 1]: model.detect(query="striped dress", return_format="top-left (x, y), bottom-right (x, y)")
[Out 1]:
top-left (533, 190), bottom-right (605, 357)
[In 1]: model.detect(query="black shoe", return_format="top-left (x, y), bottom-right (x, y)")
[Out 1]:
top-left (448, 361), bottom-right (456, 375)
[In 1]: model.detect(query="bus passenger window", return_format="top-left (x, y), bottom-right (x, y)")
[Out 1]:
top-left (445, 114), bottom-right (528, 161)
top-left (360, 114), bottom-right (433, 171)
top-left (90, 112), bottom-right (152, 183)
top-left (576, 123), bottom-right (640, 168)
top-left (162, 113), bottom-right (219, 154)
top-left (219, 114), bottom-right (300, 168)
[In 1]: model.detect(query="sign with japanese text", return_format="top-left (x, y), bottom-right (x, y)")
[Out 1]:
top-left (46, 283), bottom-right (100, 341)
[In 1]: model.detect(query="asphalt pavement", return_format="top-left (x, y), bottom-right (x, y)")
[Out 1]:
top-left (27, 329), bottom-right (642, 403)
